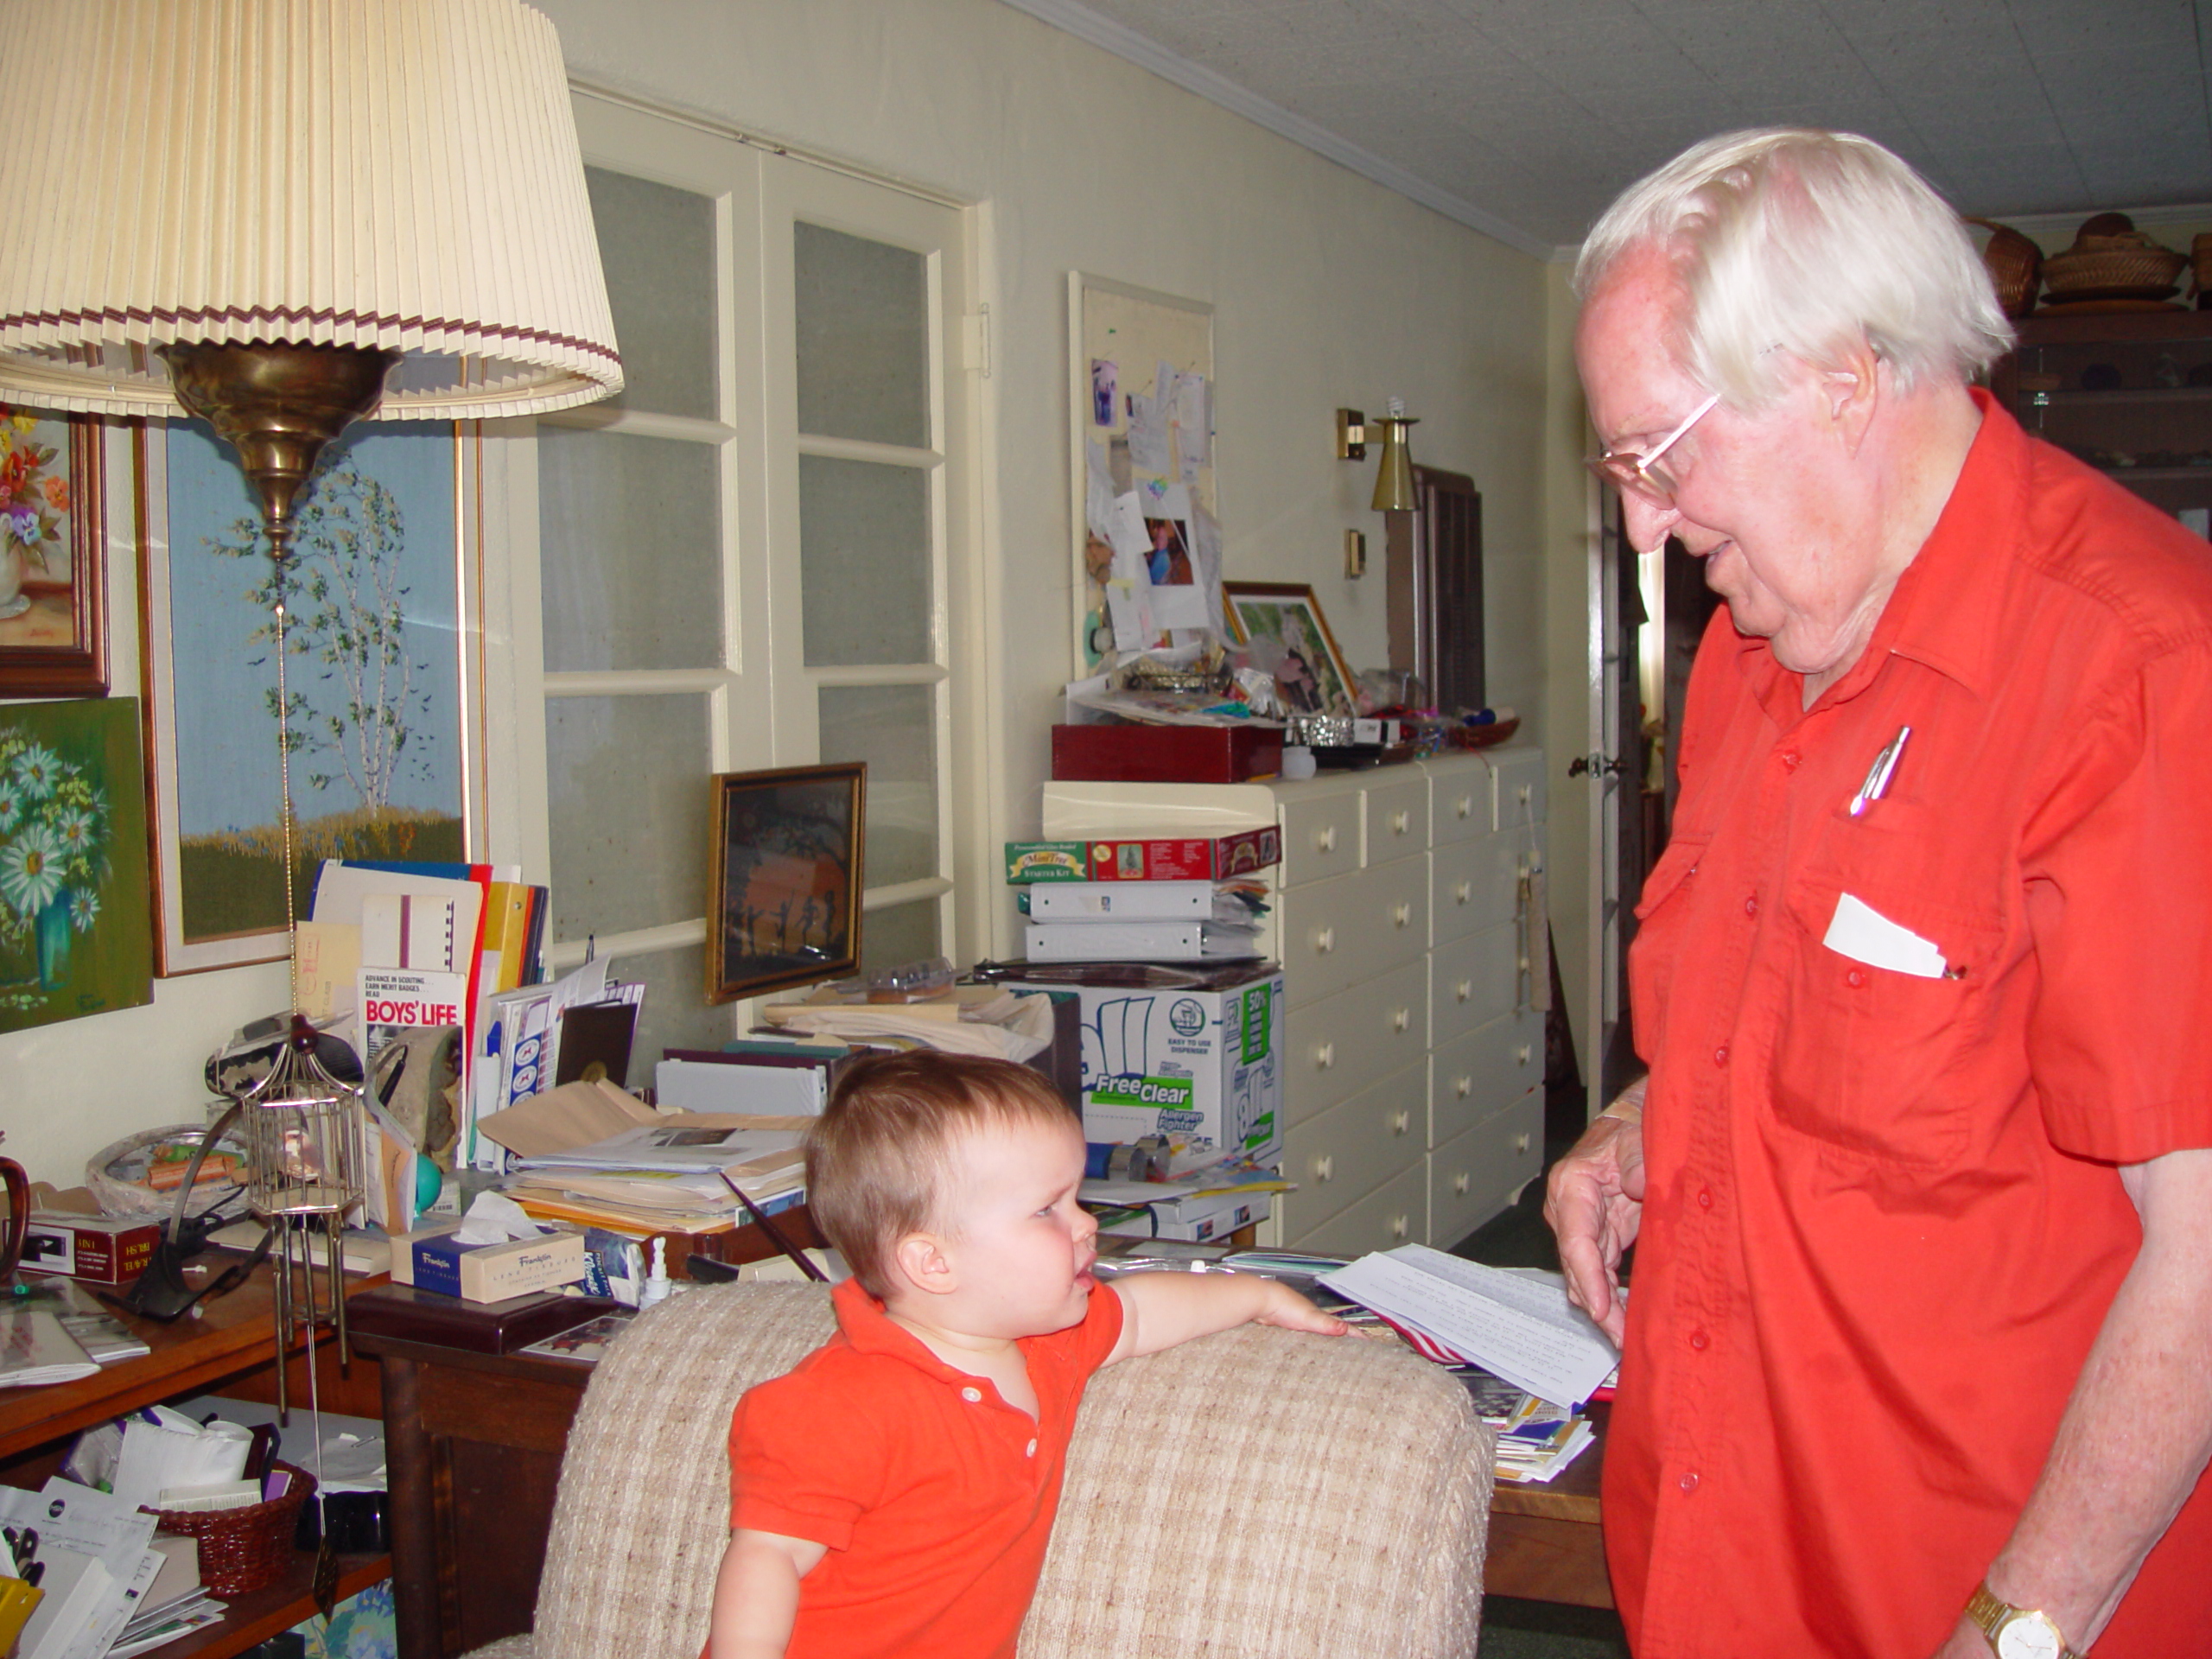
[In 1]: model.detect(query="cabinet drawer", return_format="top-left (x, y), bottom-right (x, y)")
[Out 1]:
top-left (1280, 1065), bottom-right (1427, 1225)
top-left (1278, 790), bottom-right (1363, 888)
top-left (1428, 760), bottom-right (1491, 845)
top-left (1428, 1089), bottom-right (1544, 1249)
top-left (1364, 773), bottom-right (1429, 866)
top-left (1432, 831), bottom-right (1524, 944)
top-left (1279, 859), bottom-right (1429, 1007)
top-left (1430, 920), bottom-right (1522, 1041)
top-left (1283, 958), bottom-right (1430, 1123)
top-left (1280, 1158), bottom-right (1427, 1256)
top-left (1430, 1009), bottom-right (1542, 1146)
top-left (1491, 746), bottom-right (1547, 832)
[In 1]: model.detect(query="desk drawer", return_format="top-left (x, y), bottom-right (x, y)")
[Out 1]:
top-left (1283, 958), bottom-right (1429, 1123)
top-left (1428, 1089), bottom-right (1543, 1248)
top-left (1431, 1009), bottom-right (1542, 1146)
top-left (1281, 1160), bottom-right (1427, 1256)
top-left (1281, 1064), bottom-right (1426, 1224)
top-left (1491, 746), bottom-right (1547, 832)
top-left (1365, 773), bottom-right (1430, 866)
top-left (1433, 831), bottom-right (1524, 944)
top-left (1279, 788), bottom-right (1363, 888)
top-left (1429, 760), bottom-right (1491, 845)
top-left (1281, 860), bottom-right (1428, 1007)
top-left (1431, 921), bottom-right (1522, 1041)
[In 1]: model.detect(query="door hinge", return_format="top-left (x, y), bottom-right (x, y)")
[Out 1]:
top-left (961, 305), bottom-right (991, 378)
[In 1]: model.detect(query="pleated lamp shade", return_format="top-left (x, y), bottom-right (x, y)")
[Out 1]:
top-left (0, 0), bottom-right (622, 419)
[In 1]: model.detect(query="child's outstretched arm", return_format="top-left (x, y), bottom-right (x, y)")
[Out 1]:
top-left (709, 1529), bottom-right (828, 1659)
top-left (1108, 1272), bottom-right (1347, 1363)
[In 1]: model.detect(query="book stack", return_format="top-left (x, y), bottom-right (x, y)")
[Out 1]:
top-left (1007, 832), bottom-right (1277, 963)
top-left (0, 1479), bottom-right (194, 1659)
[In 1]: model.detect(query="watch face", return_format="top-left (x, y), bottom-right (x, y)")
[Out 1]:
top-left (1996, 1614), bottom-right (2063, 1659)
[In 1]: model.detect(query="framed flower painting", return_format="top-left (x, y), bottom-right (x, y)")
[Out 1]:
top-left (0, 408), bottom-right (107, 698)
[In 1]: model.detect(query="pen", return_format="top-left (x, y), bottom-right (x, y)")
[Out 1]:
top-left (1848, 725), bottom-right (1911, 817)
top-left (715, 1169), bottom-right (830, 1282)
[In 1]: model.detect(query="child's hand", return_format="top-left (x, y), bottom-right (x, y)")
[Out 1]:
top-left (1249, 1278), bottom-right (1350, 1337)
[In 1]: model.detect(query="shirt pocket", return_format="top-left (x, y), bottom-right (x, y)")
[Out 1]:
top-left (1628, 831), bottom-right (1711, 1065)
top-left (1767, 820), bottom-right (2005, 1166)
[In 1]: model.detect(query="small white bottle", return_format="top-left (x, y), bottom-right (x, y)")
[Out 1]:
top-left (638, 1236), bottom-right (672, 1311)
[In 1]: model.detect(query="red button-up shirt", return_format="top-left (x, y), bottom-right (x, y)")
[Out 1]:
top-left (1611, 393), bottom-right (2212, 1657)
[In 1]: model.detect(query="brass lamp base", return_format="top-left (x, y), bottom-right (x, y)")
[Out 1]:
top-left (158, 341), bottom-right (400, 556)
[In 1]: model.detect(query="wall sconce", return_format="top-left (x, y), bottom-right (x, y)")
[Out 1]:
top-left (1336, 399), bottom-right (1419, 510)
top-left (1344, 530), bottom-right (1368, 579)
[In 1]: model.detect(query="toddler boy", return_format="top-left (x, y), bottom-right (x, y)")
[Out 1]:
top-left (707, 1049), bottom-right (1344, 1659)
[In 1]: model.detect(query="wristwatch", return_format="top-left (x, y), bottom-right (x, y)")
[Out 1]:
top-left (1964, 1583), bottom-right (2082, 1659)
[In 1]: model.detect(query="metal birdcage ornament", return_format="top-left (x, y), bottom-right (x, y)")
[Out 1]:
top-left (238, 1013), bottom-right (365, 1419)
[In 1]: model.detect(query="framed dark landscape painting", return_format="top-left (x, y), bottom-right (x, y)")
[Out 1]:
top-left (708, 761), bottom-right (865, 1002)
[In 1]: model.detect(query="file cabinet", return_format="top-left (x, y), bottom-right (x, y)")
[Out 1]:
top-left (1041, 742), bottom-right (1548, 1251)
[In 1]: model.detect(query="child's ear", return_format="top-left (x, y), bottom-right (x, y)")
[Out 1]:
top-left (891, 1230), bottom-right (958, 1298)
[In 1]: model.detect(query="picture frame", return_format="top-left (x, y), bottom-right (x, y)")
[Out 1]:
top-left (708, 760), bottom-right (866, 1003)
top-left (136, 417), bottom-right (476, 975)
top-left (0, 410), bottom-right (107, 698)
top-left (1222, 581), bottom-right (1357, 716)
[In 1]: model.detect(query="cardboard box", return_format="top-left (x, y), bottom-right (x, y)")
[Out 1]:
top-left (1099, 1186), bottom-right (1274, 1244)
top-left (391, 1220), bottom-right (588, 1303)
top-left (1005, 842), bottom-right (1090, 883)
top-left (1005, 969), bottom-right (1283, 1161)
top-left (20, 1213), bottom-right (163, 1284)
top-left (1052, 723), bottom-right (1284, 785)
top-left (1006, 828), bottom-right (1281, 885)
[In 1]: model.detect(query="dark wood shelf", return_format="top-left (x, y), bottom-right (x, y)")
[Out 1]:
top-left (159, 1553), bottom-right (391, 1659)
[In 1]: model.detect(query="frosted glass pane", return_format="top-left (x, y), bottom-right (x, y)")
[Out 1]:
top-left (607, 944), bottom-right (735, 1074)
top-left (540, 427), bottom-right (721, 671)
top-left (587, 167), bottom-right (717, 419)
top-left (819, 684), bottom-right (938, 887)
top-left (861, 900), bottom-right (940, 977)
top-left (799, 455), bottom-right (930, 666)
top-left (547, 695), bottom-right (711, 938)
top-left (795, 221), bottom-right (927, 448)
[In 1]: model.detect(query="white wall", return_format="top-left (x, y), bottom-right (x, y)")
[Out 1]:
top-left (1, 0), bottom-right (1557, 1187)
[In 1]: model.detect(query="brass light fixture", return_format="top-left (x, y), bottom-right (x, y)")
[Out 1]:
top-left (0, 0), bottom-right (622, 1414)
top-left (1370, 397), bottom-right (1421, 512)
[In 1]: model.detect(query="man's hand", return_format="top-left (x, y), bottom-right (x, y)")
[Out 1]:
top-left (1543, 1099), bottom-right (1648, 1344)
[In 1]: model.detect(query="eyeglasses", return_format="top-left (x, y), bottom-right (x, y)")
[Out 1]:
top-left (1586, 391), bottom-right (1720, 506)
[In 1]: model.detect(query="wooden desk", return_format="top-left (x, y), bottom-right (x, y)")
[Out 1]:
top-left (0, 1265), bottom-right (392, 1658)
top-left (1484, 1402), bottom-right (1611, 1609)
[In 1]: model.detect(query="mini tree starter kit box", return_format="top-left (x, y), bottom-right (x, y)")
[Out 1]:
top-left (1007, 969), bottom-right (1283, 1162)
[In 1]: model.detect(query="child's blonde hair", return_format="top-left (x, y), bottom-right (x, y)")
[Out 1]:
top-left (805, 1052), bottom-right (1078, 1298)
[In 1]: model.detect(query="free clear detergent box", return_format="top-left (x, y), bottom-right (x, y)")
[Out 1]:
top-left (1007, 970), bottom-right (1282, 1163)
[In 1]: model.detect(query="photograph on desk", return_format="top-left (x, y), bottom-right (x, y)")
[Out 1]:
top-left (707, 761), bottom-right (865, 1002)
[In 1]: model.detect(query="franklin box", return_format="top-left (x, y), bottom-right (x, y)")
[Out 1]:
top-left (1006, 969), bottom-right (1282, 1163)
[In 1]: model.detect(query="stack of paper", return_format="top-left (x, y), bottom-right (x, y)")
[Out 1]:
top-left (0, 1479), bottom-right (165, 1659)
top-left (1021, 876), bottom-right (1269, 963)
top-left (0, 1309), bottom-right (98, 1389)
top-left (108, 1537), bottom-right (219, 1658)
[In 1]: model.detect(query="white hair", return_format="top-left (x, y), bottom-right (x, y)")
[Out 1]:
top-left (1573, 128), bottom-right (2012, 409)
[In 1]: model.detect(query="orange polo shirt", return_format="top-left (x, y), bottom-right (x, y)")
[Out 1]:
top-left (1611, 392), bottom-right (2212, 1657)
top-left (725, 1277), bottom-right (1123, 1659)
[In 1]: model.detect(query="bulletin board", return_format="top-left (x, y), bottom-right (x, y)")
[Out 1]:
top-left (1068, 273), bottom-right (1217, 672)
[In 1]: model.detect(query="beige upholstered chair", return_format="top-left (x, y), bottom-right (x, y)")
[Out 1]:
top-left (463, 1281), bottom-right (1495, 1659)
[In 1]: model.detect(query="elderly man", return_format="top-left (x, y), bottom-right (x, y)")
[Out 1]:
top-left (1549, 129), bottom-right (2212, 1659)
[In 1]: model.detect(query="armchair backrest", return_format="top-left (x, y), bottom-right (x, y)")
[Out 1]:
top-left (519, 1283), bottom-right (1494, 1659)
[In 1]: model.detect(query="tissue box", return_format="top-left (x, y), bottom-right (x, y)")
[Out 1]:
top-left (391, 1221), bottom-right (588, 1303)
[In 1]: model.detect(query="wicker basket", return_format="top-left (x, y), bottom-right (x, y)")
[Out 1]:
top-left (149, 1461), bottom-right (317, 1595)
top-left (1967, 218), bottom-right (2041, 319)
top-left (2043, 233), bottom-right (2187, 300)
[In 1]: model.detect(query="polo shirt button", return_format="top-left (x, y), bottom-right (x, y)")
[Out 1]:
top-left (1026, 1439), bottom-right (1038, 1458)
top-left (1779, 749), bottom-right (1801, 771)
top-left (961, 1386), bottom-right (982, 1403)
top-left (1743, 894), bottom-right (1758, 918)
top-left (1713, 1046), bottom-right (1729, 1068)
top-left (1690, 1328), bottom-right (1709, 1351)
top-left (1680, 1471), bottom-right (1700, 1495)
top-left (1846, 968), bottom-right (1866, 988)
top-left (1698, 1186), bottom-right (1713, 1210)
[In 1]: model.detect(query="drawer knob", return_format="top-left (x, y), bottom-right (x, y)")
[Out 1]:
top-left (1314, 1042), bottom-right (1336, 1071)
top-left (1313, 925), bottom-right (1336, 955)
top-left (1390, 809), bottom-right (1409, 834)
top-left (1315, 824), bottom-right (1337, 853)
top-left (1515, 1132), bottom-right (1532, 1155)
top-left (1455, 880), bottom-right (1471, 905)
top-left (1391, 1007), bottom-right (1410, 1033)
top-left (1517, 955), bottom-right (1531, 972)
top-left (1454, 978), bottom-right (1472, 1002)
top-left (1455, 795), bottom-right (1472, 819)
top-left (1517, 785), bottom-right (1534, 804)
top-left (1391, 901), bottom-right (1412, 928)
top-left (1391, 1109), bottom-right (1410, 1135)
top-left (1452, 1173), bottom-right (1470, 1196)
top-left (1515, 1043), bottom-right (1533, 1066)
top-left (1313, 1154), bottom-right (1334, 1183)
top-left (1389, 1214), bottom-right (1409, 1240)
top-left (1454, 1074), bottom-right (1472, 1097)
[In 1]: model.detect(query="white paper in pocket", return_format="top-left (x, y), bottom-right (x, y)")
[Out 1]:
top-left (1822, 893), bottom-right (1948, 979)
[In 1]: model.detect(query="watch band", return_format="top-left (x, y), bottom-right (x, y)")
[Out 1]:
top-left (1965, 1582), bottom-right (2082, 1659)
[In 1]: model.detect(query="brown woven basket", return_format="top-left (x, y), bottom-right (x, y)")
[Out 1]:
top-left (149, 1461), bottom-right (317, 1595)
top-left (2043, 237), bottom-right (2187, 298)
top-left (1967, 218), bottom-right (2041, 319)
